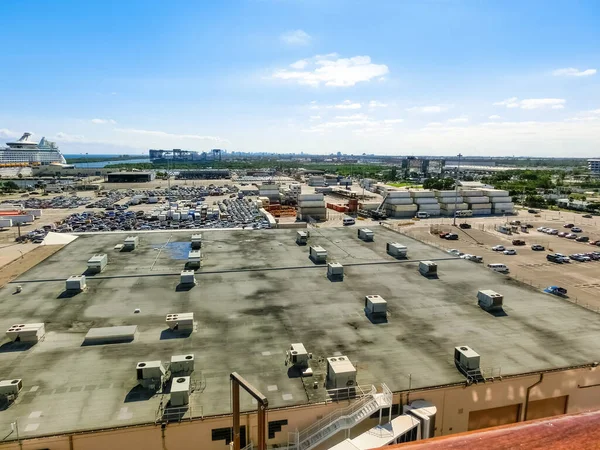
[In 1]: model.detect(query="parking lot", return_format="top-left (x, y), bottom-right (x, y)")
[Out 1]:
top-left (403, 210), bottom-right (600, 312)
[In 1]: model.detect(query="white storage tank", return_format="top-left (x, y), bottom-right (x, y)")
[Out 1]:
top-left (166, 313), bottom-right (194, 331)
top-left (180, 270), bottom-right (196, 286)
top-left (170, 354), bottom-right (195, 375)
top-left (87, 254), bottom-right (108, 273)
top-left (364, 295), bottom-right (387, 319)
top-left (477, 289), bottom-right (503, 311)
top-left (170, 376), bottom-right (191, 406)
top-left (454, 346), bottom-right (480, 372)
top-left (309, 245), bottom-right (327, 263)
top-left (66, 275), bottom-right (86, 291)
top-left (327, 262), bottom-right (344, 281)
top-left (419, 261), bottom-right (437, 277)
top-left (296, 230), bottom-right (309, 245)
top-left (357, 228), bottom-right (374, 241)
top-left (326, 356), bottom-right (357, 389)
top-left (6, 323), bottom-right (45, 343)
top-left (187, 250), bottom-right (202, 269)
top-left (123, 236), bottom-right (139, 250)
top-left (191, 234), bottom-right (202, 249)
top-left (387, 242), bottom-right (407, 258)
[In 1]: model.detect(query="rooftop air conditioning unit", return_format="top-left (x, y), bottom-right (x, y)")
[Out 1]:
top-left (170, 376), bottom-right (191, 406)
top-left (187, 250), bottom-right (202, 269)
top-left (454, 346), bottom-right (480, 374)
top-left (136, 361), bottom-right (166, 390)
top-left (180, 270), bottom-right (196, 286)
top-left (123, 236), bottom-right (139, 250)
top-left (309, 246), bottom-right (327, 264)
top-left (296, 230), bottom-right (309, 245)
top-left (387, 242), bottom-right (407, 259)
top-left (0, 379), bottom-right (23, 399)
top-left (419, 261), bottom-right (437, 277)
top-left (166, 313), bottom-right (194, 331)
top-left (6, 323), bottom-right (45, 343)
top-left (289, 343), bottom-right (309, 368)
top-left (87, 254), bottom-right (108, 273)
top-left (326, 356), bottom-right (357, 390)
top-left (477, 290), bottom-right (503, 311)
top-left (66, 275), bottom-right (86, 292)
top-left (327, 263), bottom-right (344, 281)
top-left (364, 295), bottom-right (387, 319)
top-left (191, 234), bottom-right (203, 249)
top-left (170, 354), bottom-right (195, 375)
top-left (357, 228), bottom-right (374, 242)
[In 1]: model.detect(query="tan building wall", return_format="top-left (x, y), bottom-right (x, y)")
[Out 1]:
top-left (2, 365), bottom-right (600, 450)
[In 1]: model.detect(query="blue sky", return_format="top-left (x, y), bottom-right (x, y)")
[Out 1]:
top-left (1, 0), bottom-right (599, 156)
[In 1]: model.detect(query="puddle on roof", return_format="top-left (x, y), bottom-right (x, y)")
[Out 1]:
top-left (152, 241), bottom-right (190, 260)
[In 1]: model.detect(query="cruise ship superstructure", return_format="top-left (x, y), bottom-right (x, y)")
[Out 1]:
top-left (0, 132), bottom-right (67, 166)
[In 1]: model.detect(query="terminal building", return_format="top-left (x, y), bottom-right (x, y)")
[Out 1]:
top-left (106, 171), bottom-right (155, 183)
top-left (1, 227), bottom-right (600, 450)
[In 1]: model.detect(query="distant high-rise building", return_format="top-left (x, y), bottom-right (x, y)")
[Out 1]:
top-left (588, 159), bottom-right (600, 175)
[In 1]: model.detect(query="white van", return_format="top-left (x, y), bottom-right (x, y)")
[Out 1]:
top-left (416, 212), bottom-right (430, 219)
top-left (343, 217), bottom-right (356, 226)
top-left (487, 263), bottom-right (509, 273)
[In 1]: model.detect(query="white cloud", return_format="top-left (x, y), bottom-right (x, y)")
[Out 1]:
top-left (114, 128), bottom-right (229, 143)
top-left (91, 118), bottom-right (117, 125)
top-left (406, 105), bottom-right (451, 113)
top-left (54, 132), bottom-right (88, 143)
top-left (335, 114), bottom-right (369, 120)
top-left (447, 116), bottom-right (469, 124)
top-left (280, 30), bottom-right (312, 46)
top-left (368, 100), bottom-right (388, 108)
top-left (383, 119), bottom-right (404, 124)
top-left (331, 100), bottom-right (362, 110)
top-left (488, 115), bottom-right (502, 120)
top-left (302, 113), bottom-right (403, 135)
top-left (290, 60), bottom-right (308, 69)
top-left (552, 68), bottom-right (597, 77)
top-left (0, 128), bottom-right (21, 139)
top-left (493, 97), bottom-right (566, 110)
top-left (309, 115), bottom-right (321, 121)
top-left (272, 54), bottom-right (389, 87)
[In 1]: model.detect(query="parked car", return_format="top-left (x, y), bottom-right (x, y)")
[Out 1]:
top-left (531, 244), bottom-right (545, 251)
top-left (503, 249), bottom-right (517, 255)
top-left (564, 223), bottom-right (574, 228)
top-left (590, 240), bottom-right (600, 246)
top-left (544, 286), bottom-right (568, 297)
top-left (510, 220), bottom-right (521, 225)
top-left (439, 232), bottom-right (450, 238)
top-left (445, 233), bottom-right (459, 240)
top-left (492, 245), bottom-right (505, 251)
top-left (546, 254), bottom-right (562, 263)
top-left (576, 236), bottom-right (590, 242)
top-left (537, 227), bottom-right (546, 232)
top-left (566, 233), bottom-right (577, 239)
top-left (547, 229), bottom-right (558, 235)
top-left (459, 223), bottom-right (471, 229)
top-left (512, 239), bottom-right (526, 246)
top-left (582, 214), bottom-right (593, 218)
top-left (448, 249), bottom-right (463, 256)
top-left (558, 232), bottom-right (567, 237)
top-left (528, 209), bottom-right (538, 213)
top-left (571, 227), bottom-right (583, 233)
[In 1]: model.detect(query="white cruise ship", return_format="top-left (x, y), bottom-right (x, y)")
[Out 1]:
top-left (0, 132), bottom-right (67, 166)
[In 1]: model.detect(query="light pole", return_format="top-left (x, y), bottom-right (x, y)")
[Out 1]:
top-left (453, 153), bottom-right (462, 226)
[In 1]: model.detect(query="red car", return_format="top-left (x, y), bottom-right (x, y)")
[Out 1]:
top-left (439, 232), bottom-right (449, 238)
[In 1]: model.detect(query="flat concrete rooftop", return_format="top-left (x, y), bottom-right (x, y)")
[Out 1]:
top-left (1, 226), bottom-right (600, 438)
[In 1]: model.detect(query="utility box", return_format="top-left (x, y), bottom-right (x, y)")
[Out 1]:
top-left (454, 346), bottom-right (480, 372)
top-left (136, 361), bottom-right (166, 390)
top-left (289, 343), bottom-right (309, 368)
top-left (87, 254), bottom-right (108, 273)
top-left (170, 354), bottom-right (195, 375)
top-left (123, 236), bottom-right (139, 250)
top-left (296, 230), bottom-right (309, 245)
top-left (357, 228), bottom-right (374, 241)
top-left (387, 242), bottom-right (407, 258)
top-left (326, 356), bottom-right (357, 389)
top-left (180, 270), bottom-right (196, 286)
top-left (0, 379), bottom-right (23, 400)
top-left (191, 234), bottom-right (203, 249)
top-left (66, 275), bottom-right (86, 292)
top-left (309, 245), bottom-right (327, 263)
top-left (365, 295), bottom-right (387, 319)
top-left (477, 290), bottom-right (503, 311)
top-left (170, 376), bottom-right (191, 406)
top-left (6, 323), bottom-right (45, 343)
top-left (187, 250), bottom-right (202, 269)
top-left (327, 263), bottom-right (344, 281)
top-left (166, 313), bottom-right (194, 331)
top-left (419, 261), bottom-right (437, 277)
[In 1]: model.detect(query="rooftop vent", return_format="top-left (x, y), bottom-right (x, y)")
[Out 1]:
top-left (387, 242), bottom-right (407, 259)
top-left (326, 356), bottom-right (357, 390)
top-left (166, 313), bottom-right (194, 332)
top-left (66, 275), bottom-right (86, 292)
top-left (327, 262), bottom-right (344, 281)
top-left (6, 323), bottom-right (45, 343)
top-left (454, 345), bottom-right (481, 379)
top-left (87, 254), bottom-right (108, 273)
top-left (358, 228), bottom-right (374, 241)
top-left (477, 290), bottom-right (503, 311)
top-left (170, 376), bottom-right (191, 406)
top-left (136, 361), bottom-right (166, 390)
top-left (170, 354), bottom-right (195, 375)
